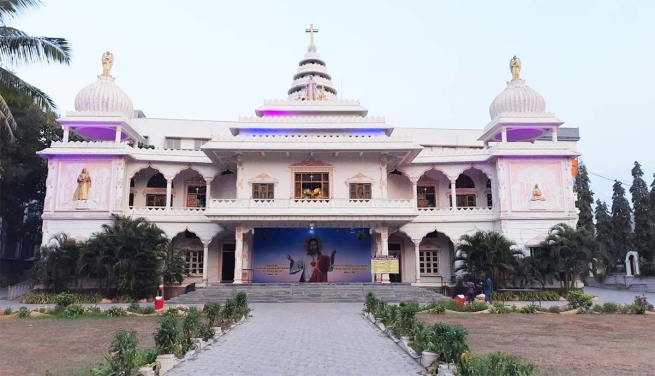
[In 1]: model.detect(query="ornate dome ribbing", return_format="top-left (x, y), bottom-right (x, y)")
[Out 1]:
top-left (74, 51), bottom-right (134, 118)
top-left (287, 24), bottom-right (338, 100)
top-left (489, 56), bottom-right (546, 120)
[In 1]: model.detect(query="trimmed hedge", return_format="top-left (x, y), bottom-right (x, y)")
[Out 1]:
top-left (21, 292), bottom-right (102, 304)
top-left (492, 290), bottom-right (561, 302)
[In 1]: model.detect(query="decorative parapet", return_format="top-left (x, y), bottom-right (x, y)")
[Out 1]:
top-left (261, 99), bottom-right (361, 106)
top-left (50, 140), bottom-right (128, 148)
top-left (209, 134), bottom-right (412, 142)
top-left (418, 206), bottom-right (493, 215)
top-left (238, 115), bottom-right (384, 123)
top-left (63, 111), bottom-right (130, 119)
top-left (208, 198), bottom-right (415, 209)
top-left (127, 207), bottom-right (207, 216)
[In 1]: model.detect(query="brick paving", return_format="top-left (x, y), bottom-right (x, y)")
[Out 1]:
top-left (167, 303), bottom-right (422, 376)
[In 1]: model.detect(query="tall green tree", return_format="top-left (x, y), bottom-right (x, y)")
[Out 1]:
top-left (0, 0), bottom-right (71, 139)
top-left (595, 199), bottom-right (613, 270)
top-left (0, 102), bottom-right (62, 250)
top-left (454, 231), bottom-right (523, 286)
top-left (630, 162), bottom-right (652, 261)
top-left (575, 163), bottom-right (595, 233)
top-left (610, 180), bottom-right (633, 266)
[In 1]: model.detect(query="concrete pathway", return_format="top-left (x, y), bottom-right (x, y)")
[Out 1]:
top-left (167, 303), bottom-right (422, 376)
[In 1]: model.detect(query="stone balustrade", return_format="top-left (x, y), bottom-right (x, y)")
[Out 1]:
top-left (127, 206), bottom-right (207, 215)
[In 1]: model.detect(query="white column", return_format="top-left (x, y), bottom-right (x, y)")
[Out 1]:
top-left (552, 127), bottom-right (558, 142)
top-left (411, 180), bottom-right (418, 204)
top-left (381, 226), bottom-right (390, 283)
top-left (165, 179), bottom-right (172, 209)
top-left (132, 139), bottom-right (139, 148)
top-left (233, 226), bottom-right (243, 284)
top-left (501, 127), bottom-right (508, 142)
top-left (115, 126), bottom-right (122, 143)
top-left (450, 179), bottom-right (457, 211)
top-left (380, 155), bottom-right (388, 199)
top-left (205, 179), bottom-right (212, 203)
top-left (63, 125), bottom-right (70, 143)
top-left (202, 242), bottom-right (209, 284)
top-left (413, 239), bottom-right (421, 283)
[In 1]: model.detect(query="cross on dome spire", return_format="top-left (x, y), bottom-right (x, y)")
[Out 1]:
top-left (305, 24), bottom-right (318, 45)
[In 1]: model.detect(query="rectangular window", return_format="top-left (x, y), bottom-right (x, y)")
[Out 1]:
top-left (252, 183), bottom-right (274, 200)
top-left (165, 138), bottom-right (181, 149)
top-left (129, 193), bottom-right (134, 207)
top-left (294, 172), bottom-right (329, 199)
top-left (186, 185), bottom-right (206, 208)
top-left (193, 139), bottom-right (206, 151)
top-left (146, 194), bottom-right (167, 207)
top-left (456, 194), bottom-right (476, 207)
top-left (417, 186), bottom-right (436, 208)
top-left (487, 194), bottom-right (492, 207)
top-left (185, 250), bottom-right (204, 276)
top-left (349, 183), bottom-right (372, 200)
top-left (419, 250), bottom-right (439, 275)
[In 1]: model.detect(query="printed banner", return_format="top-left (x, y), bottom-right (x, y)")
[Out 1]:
top-left (371, 255), bottom-right (399, 274)
top-left (252, 228), bottom-right (372, 283)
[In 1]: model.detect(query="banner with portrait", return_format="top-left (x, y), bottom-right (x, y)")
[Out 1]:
top-left (252, 228), bottom-right (372, 283)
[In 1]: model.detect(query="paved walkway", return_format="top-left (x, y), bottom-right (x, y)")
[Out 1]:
top-left (167, 303), bottom-right (422, 376)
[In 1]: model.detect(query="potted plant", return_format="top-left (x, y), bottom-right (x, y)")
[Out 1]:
top-left (420, 341), bottom-right (439, 368)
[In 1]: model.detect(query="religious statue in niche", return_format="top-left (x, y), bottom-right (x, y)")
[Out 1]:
top-left (510, 55), bottom-right (521, 80)
top-left (102, 51), bottom-right (114, 76)
top-left (73, 168), bottom-right (92, 201)
top-left (530, 184), bottom-right (546, 201)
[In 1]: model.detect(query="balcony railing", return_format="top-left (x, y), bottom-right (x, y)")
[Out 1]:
top-left (127, 206), bottom-right (207, 215)
top-left (418, 206), bottom-right (493, 215)
top-left (205, 198), bottom-right (417, 217)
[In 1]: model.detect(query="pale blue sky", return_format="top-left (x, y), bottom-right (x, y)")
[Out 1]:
top-left (11, 0), bottom-right (655, 202)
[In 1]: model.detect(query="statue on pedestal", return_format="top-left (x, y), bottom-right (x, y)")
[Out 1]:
top-left (510, 55), bottom-right (521, 80)
top-left (73, 168), bottom-right (92, 201)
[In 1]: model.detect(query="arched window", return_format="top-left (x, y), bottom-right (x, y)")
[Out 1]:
top-left (455, 175), bottom-right (475, 189)
top-left (147, 173), bottom-right (168, 188)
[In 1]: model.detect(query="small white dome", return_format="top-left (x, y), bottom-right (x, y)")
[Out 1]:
top-left (74, 75), bottom-right (134, 118)
top-left (489, 78), bottom-right (546, 120)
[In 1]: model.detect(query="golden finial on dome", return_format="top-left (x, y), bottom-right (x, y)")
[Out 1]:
top-left (102, 51), bottom-right (114, 76)
top-left (510, 55), bottom-right (521, 80)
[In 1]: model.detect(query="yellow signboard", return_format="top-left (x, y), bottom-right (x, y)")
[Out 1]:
top-left (371, 255), bottom-right (399, 274)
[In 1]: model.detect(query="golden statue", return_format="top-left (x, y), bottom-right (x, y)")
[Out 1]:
top-left (510, 55), bottom-right (521, 80)
top-left (73, 168), bottom-right (92, 201)
top-left (302, 187), bottom-right (323, 199)
top-left (102, 51), bottom-right (114, 76)
top-left (531, 184), bottom-right (546, 201)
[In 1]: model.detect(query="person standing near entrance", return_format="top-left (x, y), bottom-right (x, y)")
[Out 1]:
top-left (466, 279), bottom-right (475, 304)
top-left (287, 238), bottom-right (337, 282)
top-left (484, 274), bottom-right (493, 304)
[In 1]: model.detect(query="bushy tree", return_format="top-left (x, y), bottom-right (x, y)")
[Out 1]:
top-left (454, 231), bottom-right (523, 285)
top-left (539, 223), bottom-right (603, 291)
top-left (575, 163), bottom-right (595, 233)
top-left (649, 174), bottom-right (655, 262)
top-left (93, 214), bottom-right (169, 299)
top-left (610, 181), bottom-right (633, 266)
top-left (32, 234), bottom-right (81, 292)
top-left (630, 162), bottom-right (652, 260)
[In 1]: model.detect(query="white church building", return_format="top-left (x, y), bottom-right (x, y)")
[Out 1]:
top-left (38, 27), bottom-right (579, 286)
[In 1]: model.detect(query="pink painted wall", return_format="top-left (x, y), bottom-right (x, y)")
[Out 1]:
top-left (54, 158), bottom-right (117, 211)
top-left (508, 160), bottom-right (564, 211)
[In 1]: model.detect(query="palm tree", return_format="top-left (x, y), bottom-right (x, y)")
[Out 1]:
top-left (32, 233), bottom-right (81, 292)
top-left (92, 214), bottom-right (169, 299)
top-left (0, 0), bottom-right (71, 140)
top-left (454, 231), bottom-right (523, 285)
top-left (540, 223), bottom-right (605, 291)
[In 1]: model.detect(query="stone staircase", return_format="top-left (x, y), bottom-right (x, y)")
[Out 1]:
top-left (168, 283), bottom-right (447, 305)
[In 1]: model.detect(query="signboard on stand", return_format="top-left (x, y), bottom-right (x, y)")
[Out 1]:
top-left (371, 255), bottom-right (399, 274)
